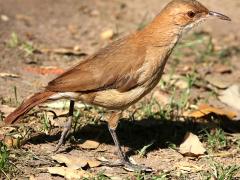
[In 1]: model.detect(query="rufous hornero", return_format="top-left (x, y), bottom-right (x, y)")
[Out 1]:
top-left (4, 0), bottom-right (231, 171)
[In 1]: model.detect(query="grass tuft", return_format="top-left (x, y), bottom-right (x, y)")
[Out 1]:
top-left (7, 32), bottom-right (19, 48)
top-left (7, 32), bottom-right (36, 56)
top-left (0, 141), bottom-right (10, 178)
top-left (201, 161), bottom-right (239, 180)
top-left (204, 128), bottom-right (228, 152)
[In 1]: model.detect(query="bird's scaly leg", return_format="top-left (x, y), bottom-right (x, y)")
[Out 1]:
top-left (108, 112), bottom-right (127, 162)
top-left (54, 100), bottom-right (74, 152)
top-left (107, 111), bottom-right (153, 172)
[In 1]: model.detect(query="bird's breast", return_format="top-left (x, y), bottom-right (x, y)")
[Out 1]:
top-left (89, 48), bottom-right (172, 110)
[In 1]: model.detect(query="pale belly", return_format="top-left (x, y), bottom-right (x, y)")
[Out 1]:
top-left (91, 86), bottom-right (147, 109)
top-left (48, 85), bottom-right (153, 110)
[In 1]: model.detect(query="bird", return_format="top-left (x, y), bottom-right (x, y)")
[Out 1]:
top-left (4, 0), bottom-right (231, 171)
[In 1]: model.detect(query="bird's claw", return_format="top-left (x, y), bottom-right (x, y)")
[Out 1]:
top-left (122, 160), bottom-right (154, 172)
top-left (54, 120), bottom-right (72, 152)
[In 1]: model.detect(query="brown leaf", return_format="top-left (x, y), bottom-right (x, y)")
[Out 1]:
top-left (162, 74), bottom-right (188, 89)
top-left (212, 64), bottom-right (232, 74)
top-left (0, 105), bottom-right (16, 115)
top-left (79, 140), bottom-right (100, 150)
top-left (51, 154), bottom-right (101, 169)
top-left (219, 84), bottom-right (240, 111)
top-left (29, 175), bottom-right (36, 180)
top-left (3, 136), bottom-right (21, 148)
top-left (47, 167), bottom-right (91, 179)
top-left (24, 66), bottom-right (65, 75)
top-left (205, 74), bottom-right (233, 89)
top-left (183, 104), bottom-right (237, 119)
top-left (51, 154), bottom-right (87, 169)
top-left (175, 161), bottom-right (203, 174)
top-left (87, 160), bottom-right (102, 168)
top-left (179, 132), bottom-right (206, 157)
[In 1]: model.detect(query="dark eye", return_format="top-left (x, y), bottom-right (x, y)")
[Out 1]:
top-left (187, 11), bottom-right (196, 18)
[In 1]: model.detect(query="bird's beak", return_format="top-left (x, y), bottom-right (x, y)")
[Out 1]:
top-left (209, 11), bottom-right (231, 21)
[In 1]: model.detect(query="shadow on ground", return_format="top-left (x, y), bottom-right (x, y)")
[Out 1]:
top-left (28, 114), bottom-right (240, 156)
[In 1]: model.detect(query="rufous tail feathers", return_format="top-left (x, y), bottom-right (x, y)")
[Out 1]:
top-left (4, 91), bottom-right (55, 124)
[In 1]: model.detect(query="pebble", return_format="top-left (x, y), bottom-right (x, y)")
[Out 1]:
top-left (1, 14), bottom-right (9, 22)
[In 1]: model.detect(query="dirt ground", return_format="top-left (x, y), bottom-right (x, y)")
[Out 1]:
top-left (0, 0), bottom-right (240, 179)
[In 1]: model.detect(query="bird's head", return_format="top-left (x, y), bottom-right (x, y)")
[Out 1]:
top-left (140, 0), bottom-right (231, 46)
top-left (162, 0), bottom-right (231, 30)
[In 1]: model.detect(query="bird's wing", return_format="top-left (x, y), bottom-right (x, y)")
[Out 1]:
top-left (46, 35), bottom-right (146, 93)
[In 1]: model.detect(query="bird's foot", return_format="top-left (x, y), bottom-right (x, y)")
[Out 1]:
top-left (54, 100), bottom-right (75, 152)
top-left (122, 160), bottom-right (153, 172)
top-left (54, 118), bottom-right (72, 152)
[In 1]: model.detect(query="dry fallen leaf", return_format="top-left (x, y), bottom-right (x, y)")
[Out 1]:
top-left (183, 104), bottom-right (237, 119)
top-left (87, 160), bottom-right (102, 168)
top-left (205, 74), bottom-right (233, 89)
top-left (24, 66), bottom-right (65, 75)
top-left (29, 175), bottom-right (36, 180)
top-left (219, 84), bottom-right (240, 111)
top-left (51, 154), bottom-right (101, 169)
top-left (3, 136), bottom-right (20, 148)
top-left (51, 154), bottom-right (87, 169)
top-left (162, 74), bottom-right (188, 89)
top-left (47, 167), bottom-right (91, 179)
top-left (179, 132), bottom-right (206, 157)
top-left (97, 156), bottom-right (109, 162)
top-left (38, 46), bottom-right (86, 56)
top-left (0, 72), bottom-right (20, 78)
top-left (0, 105), bottom-right (16, 116)
top-left (79, 140), bottom-right (100, 150)
top-left (109, 177), bottom-right (123, 180)
top-left (212, 64), bottom-right (232, 74)
top-left (175, 161), bottom-right (203, 173)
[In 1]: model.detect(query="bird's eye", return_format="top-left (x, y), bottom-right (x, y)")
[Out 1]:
top-left (187, 11), bottom-right (196, 18)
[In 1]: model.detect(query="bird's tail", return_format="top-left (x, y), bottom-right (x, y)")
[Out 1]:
top-left (4, 91), bottom-right (55, 124)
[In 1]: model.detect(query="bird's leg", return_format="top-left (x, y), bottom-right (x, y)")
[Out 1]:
top-left (107, 111), bottom-right (153, 172)
top-left (54, 100), bottom-right (75, 152)
top-left (108, 112), bottom-right (127, 162)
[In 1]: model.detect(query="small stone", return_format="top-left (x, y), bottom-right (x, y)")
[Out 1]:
top-left (1, 14), bottom-right (9, 22)
top-left (100, 29), bottom-right (114, 40)
top-left (90, 9), bottom-right (100, 17)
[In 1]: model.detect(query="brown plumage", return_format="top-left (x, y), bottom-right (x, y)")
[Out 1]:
top-left (4, 91), bottom-right (55, 124)
top-left (4, 0), bottom-right (231, 171)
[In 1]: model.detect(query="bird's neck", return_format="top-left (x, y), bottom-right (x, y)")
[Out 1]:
top-left (140, 14), bottom-right (183, 48)
top-left (133, 15), bottom-right (184, 88)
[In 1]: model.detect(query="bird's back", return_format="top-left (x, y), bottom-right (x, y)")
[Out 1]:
top-left (46, 32), bottom-right (147, 93)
